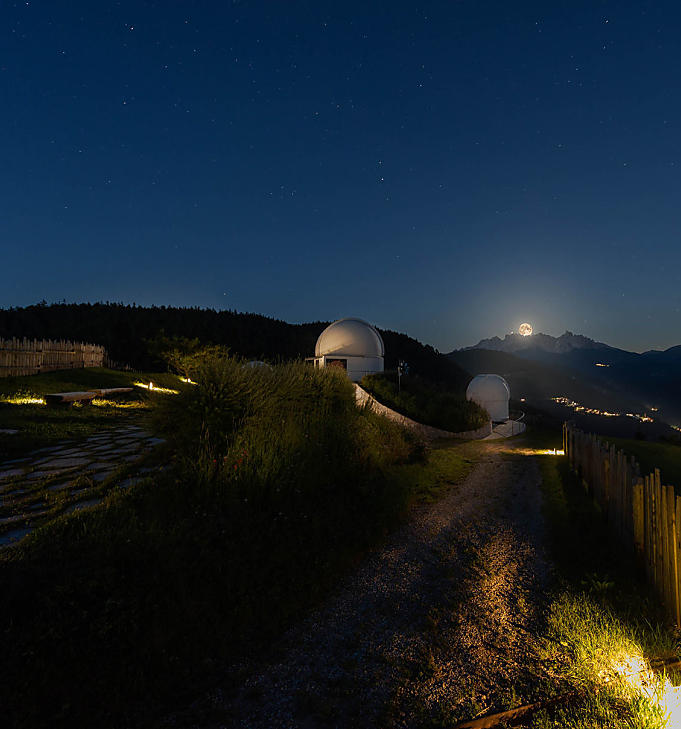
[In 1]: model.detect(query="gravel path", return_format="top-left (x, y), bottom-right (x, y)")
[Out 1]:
top-left (166, 443), bottom-right (551, 728)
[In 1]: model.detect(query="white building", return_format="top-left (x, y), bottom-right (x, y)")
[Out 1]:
top-left (310, 317), bottom-right (384, 382)
top-left (466, 374), bottom-right (510, 422)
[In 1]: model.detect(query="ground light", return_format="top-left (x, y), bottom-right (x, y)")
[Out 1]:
top-left (0, 394), bottom-right (45, 405)
top-left (609, 652), bottom-right (681, 727)
top-left (453, 653), bottom-right (681, 728)
top-left (508, 447), bottom-right (565, 456)
top-left (133, 381), bottom-right (179, 395)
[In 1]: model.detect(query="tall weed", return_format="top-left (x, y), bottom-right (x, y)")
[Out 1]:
top-left (1, 355), bottom-right (420, 728)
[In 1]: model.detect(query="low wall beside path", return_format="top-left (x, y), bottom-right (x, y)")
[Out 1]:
top-left (354, 384), bottom-right (493, 442)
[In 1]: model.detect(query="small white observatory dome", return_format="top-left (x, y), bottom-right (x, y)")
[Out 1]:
top-left (466, 374), bottom-right (510, 422)
top-left (312, 317), bottom-right (384, 382)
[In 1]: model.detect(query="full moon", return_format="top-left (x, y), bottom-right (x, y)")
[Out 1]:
top-left (519, 322), bottom-right (533, 336)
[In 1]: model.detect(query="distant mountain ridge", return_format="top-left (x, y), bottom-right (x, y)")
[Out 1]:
top-left (462, 330), bottom-right (681, 363)
top-left (465, 330), bottom-right (613, 355)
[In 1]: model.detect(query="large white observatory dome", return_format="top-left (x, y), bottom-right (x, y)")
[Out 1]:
top-left (315, 317), bottom-right (384, 358)
top-left (312, 317), bottom-right (384, 382)
top-left (466, 374), bottom-right (510, 422)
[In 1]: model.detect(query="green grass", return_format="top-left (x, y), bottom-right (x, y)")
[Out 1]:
top-left (0, 367), bottom-right (180, 460)
top-left (603, 437), bottom-right (681, 488)
top-left (0, 356), bottom-right (478, 729)
top-left (530, 453), bottom-right (680, 728)
top-left (0, 367), bottom-right (142, 397)
top-left (387, 438), bottom-right (479, 504)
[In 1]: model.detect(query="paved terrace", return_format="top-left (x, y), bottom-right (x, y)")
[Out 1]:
top-left (0, 426), bottom-right (164, 548)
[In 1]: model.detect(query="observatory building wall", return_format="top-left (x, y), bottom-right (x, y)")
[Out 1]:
top-left (466, 374), bottom-right (510, 422)
top-left (312, 317), bottom-right (385, 383)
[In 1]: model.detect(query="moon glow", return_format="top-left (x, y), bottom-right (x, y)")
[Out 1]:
top-left (519, 322), bottom-right (533, 336)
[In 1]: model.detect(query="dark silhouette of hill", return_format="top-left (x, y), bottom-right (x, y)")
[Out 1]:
top-left (453, 333), bottom-right (681, 428)
top-left (502, 347), bottom-right (681, 424)
top-left (0, 302), bottom-right (472, 392)
top-left (642, 345), bottom-right (681, 363)
top-left (449, 347), bottom-right (681, 437)
top-left (449, 348), bottom-right (640, 411)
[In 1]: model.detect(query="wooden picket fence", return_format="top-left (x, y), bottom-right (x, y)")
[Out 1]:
top-left (563, 423), bottom-right (680, 624)
top-left (0, 338), bottom-right (106, 377)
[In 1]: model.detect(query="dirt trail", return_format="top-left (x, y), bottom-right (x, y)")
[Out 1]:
top-left (167, 443), bottom-right (551, 728)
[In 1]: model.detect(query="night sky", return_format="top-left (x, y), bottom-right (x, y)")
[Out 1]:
top-left (2, 1), bottom-right (680, 352)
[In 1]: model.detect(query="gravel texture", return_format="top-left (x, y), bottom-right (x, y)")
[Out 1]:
top-left (164, 443), bottom-right (551, 729)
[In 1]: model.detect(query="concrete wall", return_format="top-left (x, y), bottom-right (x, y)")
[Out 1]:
top-left (354, 384), bottom-right (493, 442)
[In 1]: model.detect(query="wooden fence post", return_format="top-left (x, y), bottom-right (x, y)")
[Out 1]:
top-left (666, 485), bottom-right (679, 624)
top-left (0, 338), bottom-right (106, 377)
top-left (633, 478), bottom-right (645, 562)
top-left (564, 425), bottom-right (679, 625)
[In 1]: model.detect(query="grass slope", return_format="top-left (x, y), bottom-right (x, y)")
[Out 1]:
top-left (604, 437), bottom-right (681, 488)
top-left (0, 358), bottom-right (479, 729)
top-left (530, 453), bottom-right (679, 728)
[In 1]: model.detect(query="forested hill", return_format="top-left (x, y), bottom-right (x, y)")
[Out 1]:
top-left (0, 303), bottom-right (471, 391)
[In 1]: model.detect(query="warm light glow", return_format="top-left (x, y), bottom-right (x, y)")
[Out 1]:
top-left (610, 652), bottom-right (681, 727)
top-left (0, 394), bottom-right (45, 405)
top-left (178, 376), bottom-right (197, 385)
top-left (511, 447), bottom-right (566, 456)
top-left (90, 398), bottom-right (148, 410)
top-left (518, 322), bottom-right (533, 336)
top-left (551, 396), bottom-right (654, 423)
top-left (133, 381), bottom-right (179, 395)
top-left (595, 362), bottom-right (610, 367)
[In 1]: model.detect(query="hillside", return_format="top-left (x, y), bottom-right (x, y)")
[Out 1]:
top-left (449, 348), bottom-right (635, 410)
top-left (455, 331), bottom-right (681, 427)
top-left (0, 303), bottom-right (472, 393)
top-left (448, 347), bottom-right (681, 440)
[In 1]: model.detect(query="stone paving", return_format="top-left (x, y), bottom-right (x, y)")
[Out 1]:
top-left (0, 425), bottom-right (165, 549)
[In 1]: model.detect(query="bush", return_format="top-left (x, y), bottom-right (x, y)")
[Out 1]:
top-left (0, 356), bottom-right (420, 728)
top-left (361, 372), bottom-right (489, 433)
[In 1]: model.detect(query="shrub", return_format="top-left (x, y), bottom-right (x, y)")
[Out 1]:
top-left (361, 372), bottom-right (489, 433)
top-left (1, 356), bottom-right (419, 728)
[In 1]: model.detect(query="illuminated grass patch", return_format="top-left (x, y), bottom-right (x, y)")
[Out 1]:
top-left (532, 455), bottom-right (680, 728)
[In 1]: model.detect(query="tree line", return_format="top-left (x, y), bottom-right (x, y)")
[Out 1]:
top-left (0, 302), bottom-right (471, 390)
